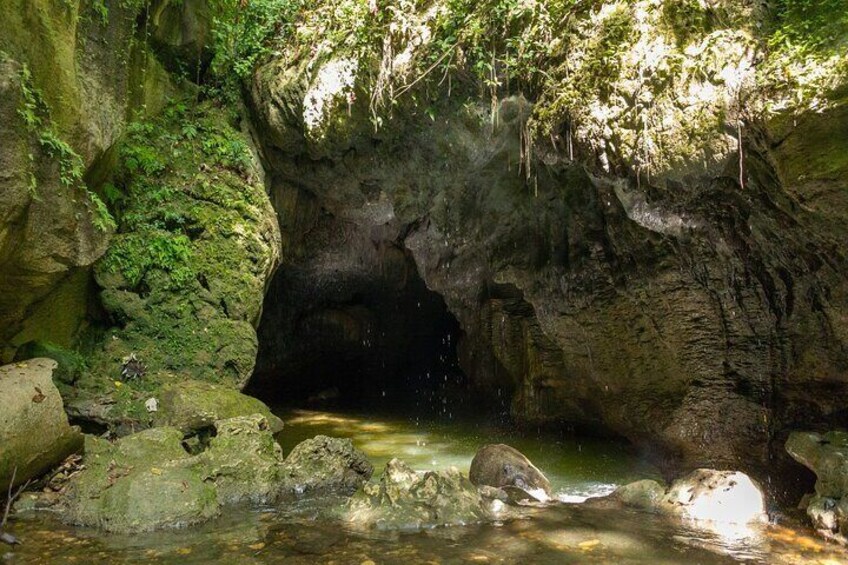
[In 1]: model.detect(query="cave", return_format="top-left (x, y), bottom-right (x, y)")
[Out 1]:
top-left (248, 239), bottom-right (474, 417)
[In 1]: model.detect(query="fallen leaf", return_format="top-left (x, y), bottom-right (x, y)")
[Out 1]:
top-left (248, 542), bottom-right (266, 551)
top-left (150, 467), bottom-right (162, 476)
top-left (176, 547), bottom-right (192, 555)
top-left (32, 386), bottom-right (46, 403)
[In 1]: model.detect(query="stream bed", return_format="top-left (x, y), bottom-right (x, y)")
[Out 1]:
top-left (4, 409), bottom-right (847, 564)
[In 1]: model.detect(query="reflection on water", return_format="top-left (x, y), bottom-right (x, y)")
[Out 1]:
top-left (5, 409), bottom-right (848, 564)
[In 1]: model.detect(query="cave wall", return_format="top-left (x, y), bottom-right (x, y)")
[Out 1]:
top-left (248, 69), bottom-right (848, 473)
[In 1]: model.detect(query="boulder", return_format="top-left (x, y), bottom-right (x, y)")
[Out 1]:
top-left (786, 431), bottom-right (848, 498)
top-left (596, 469), bottom-right (766, 526)
top-left (153, 379), bottom-right (284, 434)
top-left (786, 430), bottom-right (848, 541)
top-left (62, 428), bottom-right (219, 533)
top-left (469, 444), bottom-right (552, 500)
top-left (0, 359), bottom-right (84, 492)
top-left (279, 435), bottom-right (372, 496)
top-left (607, 479), bottom-right (667, 511)
top-left (201, 415), bottom-right (285, 505)
top-left (660, 469), bottom-right (766, 525)
top-left (60, 415), bottom-right (286, 533)
top-left (347, 458), bottom-right (494, 530)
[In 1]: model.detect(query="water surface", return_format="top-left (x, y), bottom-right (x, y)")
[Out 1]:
top-left (4, 409), bottom-right (847, 564)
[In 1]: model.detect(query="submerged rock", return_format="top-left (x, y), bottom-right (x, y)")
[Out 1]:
top-left (469, 444), bottom-right (552, 500)
top-left (0, 359), bottom-right (84, 492)
top-left (786, 431), bottom-right (848, 542)
top-left (153, 380), bottom-right (284, 435)
top-left (347, 459), bottom-right (494, 530)
top-left (279, 435), bottom-right (373, 496)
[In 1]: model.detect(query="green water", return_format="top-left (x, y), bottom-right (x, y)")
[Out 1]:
top-left (4, 409), bottom-right (847, 564)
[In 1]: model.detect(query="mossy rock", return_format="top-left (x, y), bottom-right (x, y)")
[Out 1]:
top-left (13, 341), bottom-right (86, 386)
top-left (200, 414), bottom-right (285, 505)
top-left (154, 379), bottom-right (284, 434)
top-left (279, 435), bottom-right (373, 497)
top-left (62, 428), bottom-right (219, 533)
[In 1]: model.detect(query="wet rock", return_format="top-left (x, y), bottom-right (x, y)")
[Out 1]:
top-left (607, 479), bottom-right (667, 511)
top-left (786, 431), bottom-right (848, 498)
top-left (660, 469), bottom-right (766, 525)
top-left (596, 469), bottom-right (766, 526)
top-left (279, 435), bottom-right (373, 496)
top-left (786, 431), bottom-right (848, 542)
top-left (62, 428), bottom-right (219, 533)
top-left (347, 459), bottom-right (493, 530)
top-left (154, 380), bottom-right (284, 435)
top-left (201, 415), bottom-right (285, 505)
top-left (469, 444), bottom-right (552, 500)
top-left (0, 359), bottom-right (84, 492)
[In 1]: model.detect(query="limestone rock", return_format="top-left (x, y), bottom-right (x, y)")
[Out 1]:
top-left (598, 469), bottom-right (766, 527)
top-left (60, 415), bottom-right (287, 533)
top-left (154, 380), bottom-right (284, 434)
top-left (607, 479), bottom-right (667, 511)
top-left (0, 359), bottom-right (84, 492)
top-left (786, 431), bottom-right (848, 498)
top-left (660, 469), bottom-right (766, 525)
top-left (469, 444), bottom-right (552, 500)
top-left (347, 458), bottom-right (493, 530)
top-left (201, 415), bottom-right (285, 505)
top-left (62, 428), bottom-right (218, 533)
top-left (279, 435), bottom-right (372, 496)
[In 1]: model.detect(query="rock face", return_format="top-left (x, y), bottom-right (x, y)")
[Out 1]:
top-left (469, 444), bottom-right (552, 499)
top-left (786, 431), bottom-right (848, 541)
top-left (347, 458), bottom-right (493, 530)
top-left (61, 415), bottom-right (286, 533)
top-left (250, 43), bottom-right (848, 475)
top-left (0, 1), bottom-right (175, 357)
top-left (0, 359), bottom-right (84, 492)
top-left (279, 435), bottom-right (373, 496)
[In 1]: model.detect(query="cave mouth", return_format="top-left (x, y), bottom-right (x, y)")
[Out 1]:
top-left (247, 245), bottom-right (476, 418)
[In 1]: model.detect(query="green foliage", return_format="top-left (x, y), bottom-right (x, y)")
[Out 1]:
top-left (769, 0), bottom-right (848, 57)
top-left (209, 0), bottom-right (301, 82)
top-left (16, 63), bottom-right (115, 229)
top-left (105, 232), bottom-right (195, 288)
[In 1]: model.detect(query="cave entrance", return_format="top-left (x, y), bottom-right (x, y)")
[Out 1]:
top-left (247, 242), bottom-right (471, 417)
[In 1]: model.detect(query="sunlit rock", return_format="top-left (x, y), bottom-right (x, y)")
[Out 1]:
top-left (661, 469), bottom-right (766, 525)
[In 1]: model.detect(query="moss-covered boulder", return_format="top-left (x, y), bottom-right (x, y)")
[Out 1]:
top-left (0, 358), bottom-right (84, 492)
top-left (154, 379), bottom-right (283, 434)
top-left (201, 415), bottom-right (285, 505)
top-left (347, 458), bottom-right (493, 530)
top-left (279, 435), bottom-right (373, 497)
top-left (61, 415), bottom-right (286, 533)
top-left (65, 99), bottom-right (281, 427)
top-left (62, 428), bottom-right (219, 533)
